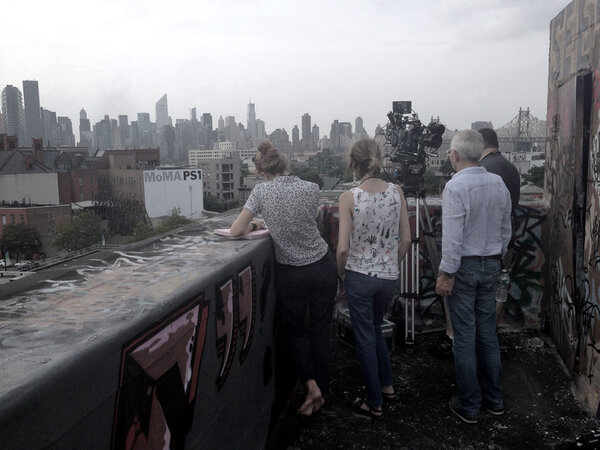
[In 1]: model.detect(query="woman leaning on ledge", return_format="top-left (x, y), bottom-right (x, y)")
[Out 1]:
top-left (336, 139), bottom-right (412, 420)
top-left (230, 139), bottom-right (337, 417)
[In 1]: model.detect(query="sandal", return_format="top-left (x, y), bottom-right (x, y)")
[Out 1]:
top-left (382, 390), bottom-right (397, 404)
top-left (352, 398), bottom-right (384, 420)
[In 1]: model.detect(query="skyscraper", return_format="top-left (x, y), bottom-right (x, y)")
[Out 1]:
top-left (58, 116), bottom-right (75, 146)
top-left (155, 94), bottom-right (171, 129)
top-left (292, 125), bottom-right (300, 154)
top-left (118, 115), bottom-right (130, 148)
top-left (355, 116), bottom-right (366, 139)
top-left (41, 108), bottom-right (59, 146)
top-left (79, 109), bottom-right (92, 150)
top-left (312, 124), bottom-right (320, 146)
top-left (247, 100), bottom-right (256, 140)
top-left (256, 119), bottom-right (266, 140)
top-left (1, 85), bottom-right (25, 145)
top-left (23, 80), bottom-right (43, 145)
top-left (301, 113), bottom-right (311, 151)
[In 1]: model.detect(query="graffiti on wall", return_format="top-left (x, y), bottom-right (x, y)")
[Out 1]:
top-left (215, 263), bottom-right (258, 390)
top-left (579, 82), bottom-right (600, 402)
top-left (547, 1), bottom-right (600, 413)
top-left (111, 257), bottom-right (262, 449)
top-left (504, 205), bottom-right (546, 327)
top-left (111, 294), bottom-right (210, 450)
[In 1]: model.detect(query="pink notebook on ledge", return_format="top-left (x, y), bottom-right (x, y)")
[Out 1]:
top-left (214, 228), bottom-right (270, 240)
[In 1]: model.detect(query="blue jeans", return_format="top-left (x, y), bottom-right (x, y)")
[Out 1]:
top-left (275, 252), bottom-right (337, 395)
top-left (344, 271), bottom-right (396, 408)
top-left (447, 258), bottom-right (503, 415)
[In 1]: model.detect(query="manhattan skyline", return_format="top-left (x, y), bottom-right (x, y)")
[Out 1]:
top-left (1, 1), bottom-right (567, 135)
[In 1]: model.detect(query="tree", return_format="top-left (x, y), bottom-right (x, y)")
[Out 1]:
top-left (94, 198), bottom-right (150, 235)
top-left (203, 194), bottom-right (226, 212)
top-left (157, 207), bottom-right (192, 231)
top-left (53, 210), bottom-right (103, 251)
top-left (522, 165), bottom-right (545, 188)
top-left (0, 224), bottom-right (41, 261)
top-left (292, 166), bottom-right (323, 188)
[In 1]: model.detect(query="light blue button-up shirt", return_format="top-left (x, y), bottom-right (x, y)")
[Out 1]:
top-left (439, 166), bottom-right (512, 274)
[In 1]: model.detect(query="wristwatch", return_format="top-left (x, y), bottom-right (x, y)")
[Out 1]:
top-left (438, 270), bottom-right (455, 278)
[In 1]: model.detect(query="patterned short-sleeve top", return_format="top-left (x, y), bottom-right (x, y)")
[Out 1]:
top-left (345, 183), bottom-right (402, 280)
top-left (244, 175), bottom-right (329, 266)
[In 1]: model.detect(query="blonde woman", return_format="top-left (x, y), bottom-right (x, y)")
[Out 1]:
top-left (336, 139), bottom-right (411, 419)
top-left (231, 140), bottom-right (337, 417)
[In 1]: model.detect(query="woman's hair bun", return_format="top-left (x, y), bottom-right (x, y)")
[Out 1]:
top-left (257, 140), bottom-right (273, 154)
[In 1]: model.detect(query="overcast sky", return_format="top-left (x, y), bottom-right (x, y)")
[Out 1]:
top-left (1, 0), bottom-right (567, 137)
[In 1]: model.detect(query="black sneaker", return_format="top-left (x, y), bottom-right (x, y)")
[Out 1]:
top-left (483, 403), bottom-right (505, 416)
top-left (449, 397), bottom-right (479, 424)
top-left (428, 334), bottom-right (453, 357)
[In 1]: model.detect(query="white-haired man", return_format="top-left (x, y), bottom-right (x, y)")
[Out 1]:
top-left (435, 129), bottom-right (511, 424)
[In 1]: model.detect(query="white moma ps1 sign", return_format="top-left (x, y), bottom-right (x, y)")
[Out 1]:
top-left (143, 169), bottom-right (204, 219)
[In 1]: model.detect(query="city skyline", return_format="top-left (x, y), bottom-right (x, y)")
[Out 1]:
top-left (2, 1), bottom-right (567, 136)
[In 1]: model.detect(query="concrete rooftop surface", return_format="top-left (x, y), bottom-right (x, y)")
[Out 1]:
top-left (269, 328), bottom-right (599, 450)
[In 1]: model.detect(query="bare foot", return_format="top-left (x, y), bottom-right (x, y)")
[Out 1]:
top-left (297, 379), bottom-right (324, 416)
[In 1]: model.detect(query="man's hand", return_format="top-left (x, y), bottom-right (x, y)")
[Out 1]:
top-left (436, 273), bottom-right (455, 297)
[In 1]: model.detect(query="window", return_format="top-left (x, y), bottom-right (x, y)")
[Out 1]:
top-left (1, 215), bottom-right (5, 225)
top-left (79, 177), bottom-right (83, 186)
top-left (48, 211), bottom-right (55, 220)
top-left (90, 177), bottom-right (94, 185)
top-left (19, 214), bottom-right (25, 224)
top-left (10, 214), bottom-right (15, 224)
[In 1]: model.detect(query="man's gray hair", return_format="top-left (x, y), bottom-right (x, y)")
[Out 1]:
top-left (450, 130), bottom-right (484, 163)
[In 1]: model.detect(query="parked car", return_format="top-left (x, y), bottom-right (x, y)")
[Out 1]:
top-left (14, 261), bottom-right (33, 270)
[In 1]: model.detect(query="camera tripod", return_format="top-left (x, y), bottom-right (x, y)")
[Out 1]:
top-left (393, 190), bottom-right (442, 352)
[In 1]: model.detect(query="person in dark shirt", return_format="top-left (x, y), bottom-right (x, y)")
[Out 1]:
top-left (478, 128), bottom-right (520, 211)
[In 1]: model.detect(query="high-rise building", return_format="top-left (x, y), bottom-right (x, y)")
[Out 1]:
top-left (93, 115), bottom-right (113, 150)
top-left (41, 108), bottom-right (59, 146)
top-left (201, 113), bottom-right (213, 149)
top-left (23, 80), bottom-right (43, 145)
top-left (301, 113), bottom-right (312, 151)
top-left (330, 120), bottom-right (340, 151)
top-left (137, 113), bottom-right (153, 147)
top-left (79, 109), bottom-right (92, 151)
top-left (292, 125), bottom-right (300, 154)
top-left (269, 128), bottom-right (291, 154)
top-left (312, 124), bottom-right (320, 146)
top-left (355, 116), bottom-right (367, 139)
top-left (247, 100), bottom-right (256, 140)
top-left (1, 85), bottom-right (25, 145)
top-left (155, 94), bottom-right (171, 129)
top-left (256, 119), bottom-right (266, 141)
top-left (118, 115), bottom-right (130, 148)
top-left (58, 116), bottom-right (75, 146)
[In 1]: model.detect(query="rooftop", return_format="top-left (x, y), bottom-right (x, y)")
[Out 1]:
top-left (270, 328), bottom-right (598, 449)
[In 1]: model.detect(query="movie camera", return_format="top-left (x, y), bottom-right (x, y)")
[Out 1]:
top-left (383, 101), bottom-right (445, 196)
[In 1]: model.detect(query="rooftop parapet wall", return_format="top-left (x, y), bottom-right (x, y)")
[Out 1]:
top-left (0, 216), bottom-right (279, 449)
top-left (546, 0), bottom-right (600, 415)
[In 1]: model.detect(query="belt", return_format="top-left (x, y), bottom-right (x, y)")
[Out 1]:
top-left (462, 255), bottom-right (501, 261)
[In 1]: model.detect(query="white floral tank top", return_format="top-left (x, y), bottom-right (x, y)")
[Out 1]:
top-left (345, 183), bottom-right (402, 280)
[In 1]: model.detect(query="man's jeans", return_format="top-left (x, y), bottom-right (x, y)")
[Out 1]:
top-left (275, 252), bottom-right (337, 396)
top-left (447, 258), bottom-right (504, 415)
top-left (345, 271), bottom-right (396, 408)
